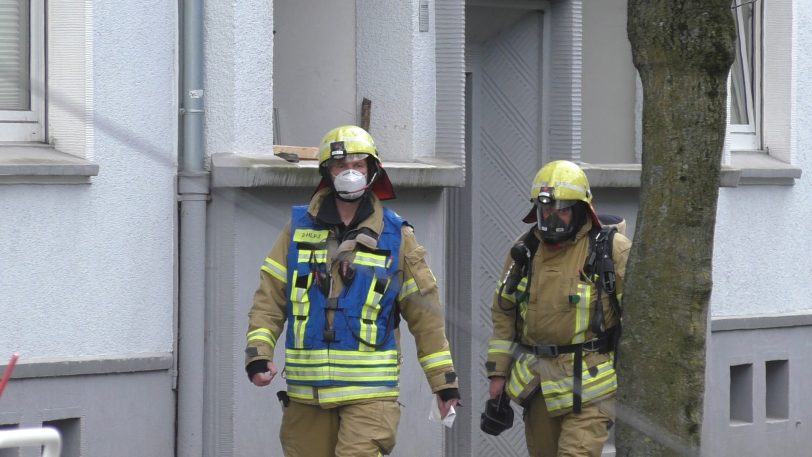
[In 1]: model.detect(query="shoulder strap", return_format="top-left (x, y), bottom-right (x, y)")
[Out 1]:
top-left (586, 225), bottom-right (619, 324)
top-left (586, 225), bottom-right (623, 364)
top-left (523, 226), bottom-right (540, 259)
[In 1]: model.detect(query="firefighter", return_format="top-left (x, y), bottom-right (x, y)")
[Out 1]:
top-left (245, 125), bottom-right (460, 457)
top-left (485, 160), bottom-right (631, 457)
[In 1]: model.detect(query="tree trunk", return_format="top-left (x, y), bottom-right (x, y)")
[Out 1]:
top-left (616, 2), bottom-right (735, 456)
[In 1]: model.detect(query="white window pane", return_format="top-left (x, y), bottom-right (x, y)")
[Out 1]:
top-left (0, 0), bottom-right (30, 111)
top-left (731, 1), bottom-right (754, 126)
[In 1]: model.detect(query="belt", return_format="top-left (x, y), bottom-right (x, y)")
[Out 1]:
top-left (518, 335), bottom-right (610, 415)
top-left (518, 336), bottom-right (609, 358)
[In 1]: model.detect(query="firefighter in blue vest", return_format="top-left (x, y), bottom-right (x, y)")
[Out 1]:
top-left (244, 125), bottom-right (460, 456)
top-left (485, 160), bottom-right (631, 457)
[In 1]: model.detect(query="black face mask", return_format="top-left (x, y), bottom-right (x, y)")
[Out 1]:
top-left (536, 201), bottom-right (587, 245)
top-left (537, 208), bottom-right (574, 244)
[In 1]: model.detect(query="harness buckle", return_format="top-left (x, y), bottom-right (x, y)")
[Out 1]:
top-left (534, 345), bottom-right (559, 358)
top-left (582, 338), bottom-right (603, 353)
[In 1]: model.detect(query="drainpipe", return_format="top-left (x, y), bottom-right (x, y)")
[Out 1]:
top-left (177, 0), bottom-right (208, 456)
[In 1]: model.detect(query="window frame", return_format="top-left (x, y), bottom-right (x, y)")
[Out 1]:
top-left (0, 0), bottom-right (46, 142)
top-left (728, 0), bottom-right (763, 152)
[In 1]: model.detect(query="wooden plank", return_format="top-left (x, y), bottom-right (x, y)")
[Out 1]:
top-left (273, 145), bottom-right (320, 161)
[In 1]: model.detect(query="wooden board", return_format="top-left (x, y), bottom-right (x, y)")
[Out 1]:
top-left (273, 145), bottom-right (320, 161)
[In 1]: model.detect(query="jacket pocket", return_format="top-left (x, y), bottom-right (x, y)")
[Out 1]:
top-left (404, 245), bottom-right (437, 295)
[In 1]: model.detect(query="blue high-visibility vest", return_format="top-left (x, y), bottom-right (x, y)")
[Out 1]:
top-left (283, 204), bottom-right (405, 387)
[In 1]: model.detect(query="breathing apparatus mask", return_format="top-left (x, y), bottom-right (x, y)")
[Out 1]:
top-left (535, 190), bottom-right (584, 245)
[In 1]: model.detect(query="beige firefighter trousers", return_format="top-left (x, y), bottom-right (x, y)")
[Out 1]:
top-left (524, 393), bottom-right (614, 457)
top-left (280, 399), bottom-right (401, 457)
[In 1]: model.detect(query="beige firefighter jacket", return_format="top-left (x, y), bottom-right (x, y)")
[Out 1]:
top-left (487, 219), bottom-right (631, 415)
top-left (245, 188), bottom-right (458, 407)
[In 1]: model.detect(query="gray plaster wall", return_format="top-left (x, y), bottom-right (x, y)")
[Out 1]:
top-left (704, 318), bottom-right (812, 456)
top-left (0, 365), bottom-right (174, 457)
top-left (210, 187), bottom-right (450, 457)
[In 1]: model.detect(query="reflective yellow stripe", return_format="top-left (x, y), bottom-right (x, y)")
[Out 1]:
top-left (285, 365), bottom-right (400, 382)
top-left (541, 359), bottom-right (617, 413)
top-left (354, 252), bottom-right (388, 268)
top-left (497, 277), bottom-right (527, 303)
top-left (247, 328), bottom-right (276, 347)
top-left (297, 249), bottom-right (328, 263)
top-left (541, 359), bottom-right (615, 395)
top-left (293, 229), bottom-right (329, 243)
top-left (398, 278), bottom-right (419, 301)
top-left (260, 257), bottom-right (288, 283)
top-left (285, 349), bottom-right (399, 366)
top-left (544, 375), bottom-right (617, 414)
top-left (290, 269), bottom-right (312, 348)
top-left (286, 384), bottom-right (315, 401)
top-left (498, 289), bottom-right (516, 303)
top-left (572, 283), bottom-right (591, 344)
top-left (419, 350), bottom-right (453, 371)
top-left (360, 276), bottom-right (389, 352)
top-left (517, 277), bottom-right (527, 293)
top-left (487, 339), bottom-right (516, 356)
top-left (317, 385), bottom-right (400, 404)
top-left (506, 354), bottom-right (534, 398)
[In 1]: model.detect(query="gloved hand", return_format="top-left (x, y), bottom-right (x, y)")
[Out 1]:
top-left (246, 359), bottom-right (277, 386)
top-left (436, 388), bottom-right (460, 419)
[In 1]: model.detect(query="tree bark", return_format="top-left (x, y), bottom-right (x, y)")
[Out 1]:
top-left (616, 2), bottom-right (735, 456)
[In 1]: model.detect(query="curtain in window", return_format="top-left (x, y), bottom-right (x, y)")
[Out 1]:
top-left (731, 0), bottom-right (754, 125)
top-left (0, 0), bottom-right (30, 111)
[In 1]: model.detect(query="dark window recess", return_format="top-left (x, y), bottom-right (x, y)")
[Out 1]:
top-left (730, 363), bottom-right (754, 424)
top-left (766, 359), bottom-right (789, 420)
top-left (42, 418), bottom-right (80, 457)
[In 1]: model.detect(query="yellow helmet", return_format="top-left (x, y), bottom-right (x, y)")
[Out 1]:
top-left (522, 160), bottom-right (600, 232)
top-left (530, 160), bottom-right (592, 205)
top-left (318, 125), bottom-right (380, 167)
top-left (315, 125), bottom-right (396, 200)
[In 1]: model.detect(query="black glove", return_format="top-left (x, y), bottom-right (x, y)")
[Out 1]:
top-left (480, 392), bottom-right (514, 436)
top-left (246, 359), bottom-right (270, 381)
top-left (437, 388), bottom-right (461, 402)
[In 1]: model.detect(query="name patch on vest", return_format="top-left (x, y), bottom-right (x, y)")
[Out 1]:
top-left (293, 229), bottom-right (329, 243)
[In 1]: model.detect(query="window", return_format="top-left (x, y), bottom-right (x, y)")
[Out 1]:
top-left (729, 0), bottom-right (762, 151)
top-left (0, 0), bottom-right (45, 142)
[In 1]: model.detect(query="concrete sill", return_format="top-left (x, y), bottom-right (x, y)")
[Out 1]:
top-left (582, 153), bottom-right (801, 188)
top-left (581, 163), bottom-right (741, 188)
top-left (211, 152), bottom-right (465, 189)
top-left (730, 151), bottom-right (802, 185)
top-left (0, 143), bottom-right (99, 184)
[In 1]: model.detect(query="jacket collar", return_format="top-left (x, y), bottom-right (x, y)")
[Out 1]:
top-left (307, 188), bottom-right (385, 247)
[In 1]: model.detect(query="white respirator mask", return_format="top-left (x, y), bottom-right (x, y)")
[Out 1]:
top-left (333, 169), bottom-right (368, 200)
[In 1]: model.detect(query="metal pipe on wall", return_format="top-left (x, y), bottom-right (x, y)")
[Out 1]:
top-left (177, 0), bottom-right (209, 456)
